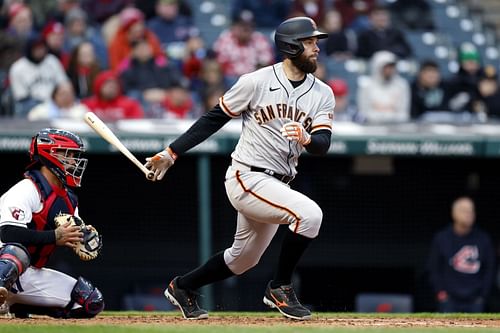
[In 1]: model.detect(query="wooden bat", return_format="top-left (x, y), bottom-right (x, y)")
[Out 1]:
top-left (83, 112), bottom-right (155, 180)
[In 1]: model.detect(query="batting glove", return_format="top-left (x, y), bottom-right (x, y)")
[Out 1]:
top-left (144, 147), bottom-right (177, 181)
top-left (280, 121), bottom-right (311, 146)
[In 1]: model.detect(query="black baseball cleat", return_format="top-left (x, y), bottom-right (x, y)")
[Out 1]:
top-left (164, 276), bottom-right (208, 320)
top-left (263, 281), bottom-right (311, 320)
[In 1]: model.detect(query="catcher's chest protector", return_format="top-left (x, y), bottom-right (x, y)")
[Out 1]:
top-left (25, 170), bottom-right (78, 267)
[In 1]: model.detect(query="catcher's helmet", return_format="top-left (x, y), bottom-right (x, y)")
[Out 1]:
top-left (28, 128), bottom-right (88, 187)
top-left (274, 16), bottom-right (328, 58)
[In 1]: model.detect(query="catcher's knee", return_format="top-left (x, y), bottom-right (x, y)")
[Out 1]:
top-left (66, 276), bottom-right (104, 318)
top-left (0, 243), bottom-right (30, 289)
top-left (290, 202), bottom-right (323, 238)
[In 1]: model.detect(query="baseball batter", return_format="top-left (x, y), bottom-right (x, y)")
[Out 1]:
top-left (145, 17), bottom-right (334, 320)
top-left (0, 129), bottom-right (104, 318)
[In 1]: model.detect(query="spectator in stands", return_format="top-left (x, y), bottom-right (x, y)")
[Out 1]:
top-left (5, 2), bottom-right (34, 42)
top-left (27, 81), bottom-right (89, 120)
top-left (191, 57), bottom-right (227, 111)
top-left (321, 9), bottom-right (356, 60)
top-left (161, 80), bottom-right (197, 119)
top-left (9, 32), bottom-right (68, 117)
top-left (66, 41), bottom-right (101, 99)
top-left (135, 0), bottom-right (192, 21)
top-left (147, 0), bottom-right (199, 50)
top-left (231, 0), bottom-right (290, 28)
top-left (328, 78), bottom-right (364, 123)
top-left (181, 34), bottom-right (207, 81)
top-left (411, 60), bottom-right (451, 119)
top-left (473, 65), bottom-right (500, 121)
top-left (82, 70), bottom-right (144, 121)
top-left (212, 10), bottom-right (274, 85)
top-left (334, 0), bottom-right (375, 32)
top-left (42, 21), bottom-right (70, 69)
top-left (201, 84), bottom-right (225, 114)
top-left (290, 0), bottom-right (325, 27)
top-left (387, 0), bottom-right (434, 31)
top-left (81, 0), bottom-right (133, 25)
top-left (108, 7), bottom-right (164, 71)
top-left (427, 196), bottom-right (495, 313)
top-left (120, 38), bottom-right (181, 118)
top-left (63, 7), bottom-right (109, 69)
top-left (0, 29), bottom-right (23, 74)
top-left (447, 43), bottom-right (483, 114)
top-left (356, 5), bottom-right (412, 60)
top-left (44, 0), bottom-right (81, 25)
top-left (357, 50), bottom-right (410, 123)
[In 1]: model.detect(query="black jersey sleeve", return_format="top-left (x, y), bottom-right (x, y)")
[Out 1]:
top-left (0, 225), bottom-right (56, 245)
top-left (169, 104), bottom-right (232, 155)
top-left (305, 130), bottom-right (331, 155)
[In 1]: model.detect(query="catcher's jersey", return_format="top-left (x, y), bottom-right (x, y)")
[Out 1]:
top-left (0, 170), bottom-right (79, 267)
top-left (220, 62), bottom-right (335, 176)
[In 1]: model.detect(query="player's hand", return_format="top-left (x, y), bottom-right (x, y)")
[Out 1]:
top-left (280, 121), bottom-right (311, 146)
top-left (54, 221), bottom-right (83, 248)
top-left (144, 147), bottom-right (177, 181)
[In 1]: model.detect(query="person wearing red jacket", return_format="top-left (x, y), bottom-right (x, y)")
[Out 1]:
top-left (82, 70), bottom-right (144, 121)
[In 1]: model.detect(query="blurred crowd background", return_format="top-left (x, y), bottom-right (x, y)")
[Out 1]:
top-left (1, 0), bottom-right (500, 125)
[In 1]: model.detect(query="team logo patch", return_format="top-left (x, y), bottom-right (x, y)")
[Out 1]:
top-left (451, 245), bottom-right (480, 274)
top-left (9, 207), bottom-right (25, 220)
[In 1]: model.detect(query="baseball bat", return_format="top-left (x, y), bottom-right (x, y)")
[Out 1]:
top-left (83, 112), bottom-right (155, 180)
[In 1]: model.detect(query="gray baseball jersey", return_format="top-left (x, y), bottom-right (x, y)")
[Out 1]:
top-left (220, 62), bottom-right (335, 176)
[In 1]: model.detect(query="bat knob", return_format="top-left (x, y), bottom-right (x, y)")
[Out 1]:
top-left (147, 172), bottom-right (155, 181)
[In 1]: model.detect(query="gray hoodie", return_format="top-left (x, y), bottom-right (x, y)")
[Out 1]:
top-left (357, 50), bottom-right (410, 123)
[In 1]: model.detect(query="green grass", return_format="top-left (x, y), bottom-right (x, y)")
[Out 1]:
top-left (1, 312), bottom-right (500, 333)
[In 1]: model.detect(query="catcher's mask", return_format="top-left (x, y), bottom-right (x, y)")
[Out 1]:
top-left (28, 128), bottom-right (88, 187)
top-left (274, 16), bottom-right (328, 58)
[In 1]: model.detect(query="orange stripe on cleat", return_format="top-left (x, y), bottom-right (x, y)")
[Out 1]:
top-left (271, 293), bottom-right (288, 308)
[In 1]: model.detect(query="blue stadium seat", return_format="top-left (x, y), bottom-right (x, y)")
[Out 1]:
top-left (188, 0), bottom-right (231, 46)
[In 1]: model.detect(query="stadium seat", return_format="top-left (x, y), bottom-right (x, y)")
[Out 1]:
top-left (188, 0), bottom-right (231, 46)
top-left (355, 293), bottom-right (413, 313)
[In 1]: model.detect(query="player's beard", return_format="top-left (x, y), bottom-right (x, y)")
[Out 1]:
top-left (291, 53), bottom-right (317, 74)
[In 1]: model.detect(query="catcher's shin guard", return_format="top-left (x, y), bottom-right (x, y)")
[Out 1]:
top-left (10, 277), bottom-right (104, 319)
top-left (0, 244), bottom-right (30, 305)
top-left (64, 276), bottom-right (104, 318)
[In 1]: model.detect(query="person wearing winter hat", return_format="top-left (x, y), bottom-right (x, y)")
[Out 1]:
top-left (42, 21), bottom-right (70, 68)
top-left (6, 2), bottom-right (34, 40)
top-left (63, 7), bottom-right (109, 69)
top-left (447, 42), bottom-right (483, 113)
top-left (8, 32), bottom-right (68, 116)
top-left (327, 78), bottom-right (364, 123)
top-left (81, 70), bottom-right (144, 121)
top-left (108, 7), bottom-right (165, 71)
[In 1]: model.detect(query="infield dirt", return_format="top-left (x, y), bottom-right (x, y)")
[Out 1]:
top-left (1, 314), bottom-right (500, 328)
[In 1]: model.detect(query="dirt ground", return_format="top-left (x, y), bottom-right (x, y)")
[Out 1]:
top-left (1, 314), bottom-right (500, 328)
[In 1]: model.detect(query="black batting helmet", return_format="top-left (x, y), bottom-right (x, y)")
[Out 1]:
top-left (274, 17), bottom-right (328, 58)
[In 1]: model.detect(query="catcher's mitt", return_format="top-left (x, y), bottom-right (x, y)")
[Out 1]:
top-left (54, 213), bottom-right (103, 261)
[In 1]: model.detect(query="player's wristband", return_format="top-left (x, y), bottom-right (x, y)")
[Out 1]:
top-left (166, 147), bottom-right (178, 161)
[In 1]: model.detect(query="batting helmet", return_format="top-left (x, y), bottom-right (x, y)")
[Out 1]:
top-left (28, 128), bottom-right (88, 187)
top-left (274, 17), bottom-right (328, 58)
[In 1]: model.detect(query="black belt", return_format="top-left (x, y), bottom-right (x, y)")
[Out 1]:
top-left (250, 166), bottom-right (294, 184)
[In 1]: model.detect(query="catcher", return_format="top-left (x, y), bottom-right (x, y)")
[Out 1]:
top-left (0, 128), bottom-right (103, 318)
